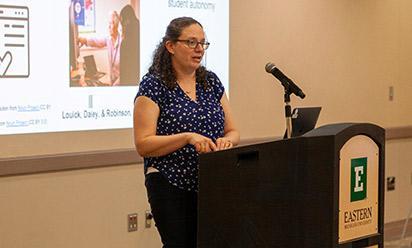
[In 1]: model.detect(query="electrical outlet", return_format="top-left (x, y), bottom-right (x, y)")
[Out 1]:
top-left (128, 213), bottom-right (138, 232)
top-left (145, 211), bottom-right (152, 228)
top-left (387, 176), bottom-right (395, 191)
top-left (145, 210), bottom-right (153, 228)
top-left (389, 86), bottom-right (394, 101)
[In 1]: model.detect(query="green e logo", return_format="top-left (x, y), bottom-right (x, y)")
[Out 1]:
top-left (351, 157), bottom-right (367, 202)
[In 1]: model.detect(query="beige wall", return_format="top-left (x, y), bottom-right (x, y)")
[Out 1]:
top-left (0, 164), bottom-right (162, 248)
top-left (230, 0), bottom-right (412, 139)
top-left (385, 138), bottom-right (412, 223)
top-left (1, 0), bottom-right (412, 247)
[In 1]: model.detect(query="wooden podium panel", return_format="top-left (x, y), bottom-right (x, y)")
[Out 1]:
top-left (198, 123), bottom-right (385, 248)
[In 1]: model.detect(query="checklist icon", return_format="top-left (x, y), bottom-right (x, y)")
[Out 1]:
top-left (0, 4), bottom-right (30, 78)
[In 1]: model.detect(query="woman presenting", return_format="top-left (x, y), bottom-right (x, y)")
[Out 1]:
top-left (133, 17), bottom-right (239, 247)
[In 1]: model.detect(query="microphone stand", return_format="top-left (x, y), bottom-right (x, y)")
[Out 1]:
top-left (284, 86), bottom-right (292, 139)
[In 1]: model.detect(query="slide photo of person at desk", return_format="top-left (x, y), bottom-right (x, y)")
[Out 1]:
top-left (69, 0), bottom-right (140, 87)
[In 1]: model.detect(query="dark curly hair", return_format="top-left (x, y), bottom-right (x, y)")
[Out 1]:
top-left (148, 17), bottom-right (209, 90)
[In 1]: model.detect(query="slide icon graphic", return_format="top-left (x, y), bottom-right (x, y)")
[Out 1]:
top-left (0, 4), bottom-right (30, 78)
top-left (0, 51), bottom-right (12, 76)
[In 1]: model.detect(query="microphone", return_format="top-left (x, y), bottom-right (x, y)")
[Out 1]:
top-left (265, 63), bottom-right (306, 99)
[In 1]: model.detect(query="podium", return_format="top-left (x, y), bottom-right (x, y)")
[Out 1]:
top-left (198, 123), bottom-right (385, 248)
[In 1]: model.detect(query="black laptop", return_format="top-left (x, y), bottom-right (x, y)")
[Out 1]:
top-left (283, 107), bottom-right (322, 138)
top-left (83, 55), bottom-right (106, 79)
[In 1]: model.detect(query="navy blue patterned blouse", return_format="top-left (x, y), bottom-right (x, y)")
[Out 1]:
top-left (135, 71), bottom-right (225, 191)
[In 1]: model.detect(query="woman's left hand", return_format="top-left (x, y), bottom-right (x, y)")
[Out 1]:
top-left (215, 137), bottom-right (233, 151)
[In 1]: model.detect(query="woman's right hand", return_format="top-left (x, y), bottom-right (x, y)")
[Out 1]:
top-left (186, 133), bottom-right (217, 154)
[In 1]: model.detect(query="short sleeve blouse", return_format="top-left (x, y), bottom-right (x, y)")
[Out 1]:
top-left (135, 71), bottom-right (225, 191)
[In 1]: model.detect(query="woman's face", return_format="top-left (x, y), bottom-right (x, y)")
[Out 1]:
top-left (169, 23), bottom-right (206, 73)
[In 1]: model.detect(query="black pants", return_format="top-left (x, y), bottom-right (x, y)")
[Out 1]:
top-left (145, 172), bottom-right (198, 248)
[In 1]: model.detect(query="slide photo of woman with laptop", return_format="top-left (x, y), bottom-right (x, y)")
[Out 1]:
top-left (69, 0), bottom-right (139, 87)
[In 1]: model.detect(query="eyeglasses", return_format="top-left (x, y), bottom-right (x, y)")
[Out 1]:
top-left (176, 39), bottom-right (210, 50)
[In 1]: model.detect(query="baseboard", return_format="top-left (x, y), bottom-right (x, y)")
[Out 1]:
top-left (385, 219), bottom-right (412, 241)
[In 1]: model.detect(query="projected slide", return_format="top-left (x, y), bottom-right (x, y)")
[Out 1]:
top-left (0, 0), bottom-right (229, 135)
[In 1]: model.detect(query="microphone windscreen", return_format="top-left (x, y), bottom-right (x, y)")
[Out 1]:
top-left (265, 62), bottom-right (275, 73)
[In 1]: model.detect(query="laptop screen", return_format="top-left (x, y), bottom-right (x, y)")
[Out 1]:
top-left (83, 55), bottom-right (98, 77)
top-left (284, 107), bottom-right (322, 139)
